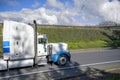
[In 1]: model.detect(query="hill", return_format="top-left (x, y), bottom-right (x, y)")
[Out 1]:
top-left (0, 24), bottom-right (120, 53)
top-left (37, 27), bottom-right (110, 49)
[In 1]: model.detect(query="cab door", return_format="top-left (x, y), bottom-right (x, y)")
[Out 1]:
top-left (37, 38), bottom-right (47, 56)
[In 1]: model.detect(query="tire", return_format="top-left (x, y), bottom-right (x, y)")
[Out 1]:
top-left (57, 55), bottom-right (68, 66)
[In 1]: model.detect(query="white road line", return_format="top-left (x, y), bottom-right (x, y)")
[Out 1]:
top-left (81, 60), bottom-right (120, 67)
top-left (0, 60), bottom-right (120, 79)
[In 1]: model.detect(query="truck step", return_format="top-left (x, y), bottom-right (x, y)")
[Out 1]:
top-left (37, 56), bottom-right (47, 65)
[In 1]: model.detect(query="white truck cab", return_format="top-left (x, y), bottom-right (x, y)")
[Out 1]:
top-left (0, 20), bottom-right (71, 71)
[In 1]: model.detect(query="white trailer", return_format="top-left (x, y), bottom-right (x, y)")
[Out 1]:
top-left (0, 20), bottom-right (71, 70)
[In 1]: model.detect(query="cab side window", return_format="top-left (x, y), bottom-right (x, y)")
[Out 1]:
top-left (38, 38), bottom-right (47, 44)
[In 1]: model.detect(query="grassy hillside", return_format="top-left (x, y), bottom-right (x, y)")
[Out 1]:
top-left (0, 24), bottom-right (120, 53)
top-left (38, 27), bottom-right (112, 49)
top-left (38, 27), bottom-right (108, 41)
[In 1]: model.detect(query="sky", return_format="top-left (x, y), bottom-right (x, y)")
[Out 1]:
top-left (0, 0), bottom-right (120, 26)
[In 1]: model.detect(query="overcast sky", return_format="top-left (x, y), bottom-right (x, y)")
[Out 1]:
top-left (0, 0), bottom-right (120, 25)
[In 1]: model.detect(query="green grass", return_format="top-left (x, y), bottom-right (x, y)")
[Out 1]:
top-left (38, 27), bottom-right (109, 42)
top-left (66, 40), bottom-right (106, 49)
top-left (37, 27), bottom-right (111, 49)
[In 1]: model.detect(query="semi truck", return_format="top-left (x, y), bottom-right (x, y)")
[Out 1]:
top-left (0, 20), bottom-right (71, 71)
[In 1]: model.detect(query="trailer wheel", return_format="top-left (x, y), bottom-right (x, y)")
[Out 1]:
top-left (57, 55), bottom-right (68, 66)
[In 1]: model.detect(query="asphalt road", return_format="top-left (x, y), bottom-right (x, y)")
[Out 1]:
top-left (0, 49), bottom-right (120, 80)
top-left (71, 49), bottom-right (120, 65)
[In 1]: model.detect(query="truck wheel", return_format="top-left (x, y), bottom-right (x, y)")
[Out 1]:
top-left (57, 55), bottom-right (68, 66)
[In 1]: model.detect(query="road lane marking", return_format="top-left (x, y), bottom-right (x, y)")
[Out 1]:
top-left (81, 60), bottom-right (120, 66)
top-left (0, 60), bottom-right (120, 79)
